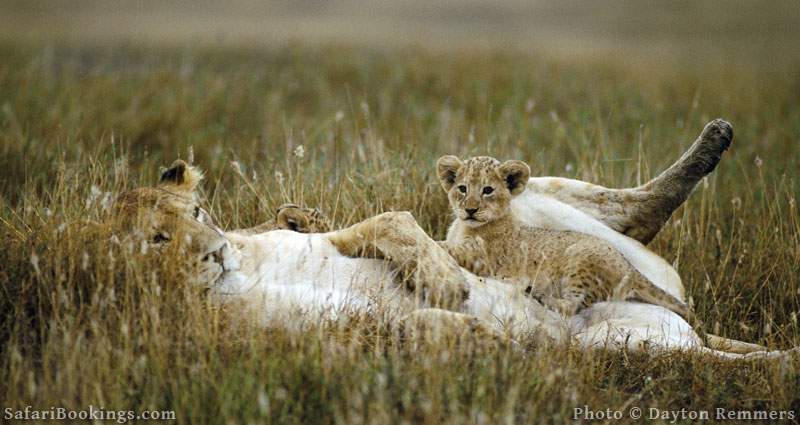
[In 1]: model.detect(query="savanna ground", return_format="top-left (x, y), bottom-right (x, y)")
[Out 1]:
top-left (1, 1), bottom-right (800, 423)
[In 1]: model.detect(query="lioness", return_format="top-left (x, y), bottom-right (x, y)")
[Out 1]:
top-left (112, 119), bottom-right (794, 359)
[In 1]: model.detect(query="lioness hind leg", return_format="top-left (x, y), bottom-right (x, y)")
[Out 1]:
top-left (327, 212), bottom-right (468, 310)
top-left (537, 119), bottom-right (733, 244)
top-left (643, 119), bottom-right (734, 195)
top-left (618, 119), bottom-right (734, 244)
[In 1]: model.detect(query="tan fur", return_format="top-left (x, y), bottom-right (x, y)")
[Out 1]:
top-left (327, 211), bottom-right (469, 310)
top-left (114, 160), bottom-right (333, 275)
top-left (158, 159), bottom-right (204, 197)
top-left (115, 160), bottom-right (467, 310)
top-left (110, 135), bottom-right (794, 360)
top-left (437, 155), bottom-right (690, 319)
top-left (114, 160), bottom-right (223, 258)
top-left (234, 204), bottom-right (332, 235)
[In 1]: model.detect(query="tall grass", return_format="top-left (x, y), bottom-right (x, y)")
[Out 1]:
top-left (1, 42), bottom-right (799, 423)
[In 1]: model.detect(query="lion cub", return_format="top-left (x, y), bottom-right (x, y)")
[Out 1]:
top-left (436, 155), bottom-right (690, 319)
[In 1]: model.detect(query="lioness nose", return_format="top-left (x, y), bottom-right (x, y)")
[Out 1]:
top-left (465, 208), bottom-right (478, 216)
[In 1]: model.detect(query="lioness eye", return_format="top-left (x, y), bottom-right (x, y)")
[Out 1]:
top-left (457, 185), bottom-right (467, 193)
top-left (482, 186), bottom-right (494, 195)
top-left (193, 206), bottom-right (201, 218)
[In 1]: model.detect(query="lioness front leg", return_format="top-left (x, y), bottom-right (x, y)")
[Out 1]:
top-left (327, 212), bottom-right (468, 310)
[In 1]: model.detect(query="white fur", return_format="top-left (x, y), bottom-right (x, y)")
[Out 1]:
top-left (570, 302), bottom-right (700, 351)
top-left (212, 225), bottom-right (703, 355)
top-left (215, 231), bottom-right (403, 324)
top-left (205, 187), bottom-right (793, 358)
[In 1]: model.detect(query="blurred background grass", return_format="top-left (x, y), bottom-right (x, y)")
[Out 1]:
top-left (1, 1), bottom-right (800, 423)
top-left (3, 0), bottom-right (800, 63)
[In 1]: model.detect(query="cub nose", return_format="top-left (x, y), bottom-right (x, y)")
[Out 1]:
top-left (465, 208), bottom-right (478, 217)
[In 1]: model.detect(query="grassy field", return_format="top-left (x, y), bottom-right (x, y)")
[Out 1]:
top-left (2, 3), bottom-right (800, 423)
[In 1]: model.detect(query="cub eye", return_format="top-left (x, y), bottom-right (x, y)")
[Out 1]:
top-left (457, 185), bottom-right (467, 193)
top-left (482, 186), bottom-right (494, 195)
top-left (152, 233), bottom-right (171, 244)
top-left (193, 206), bottom-right (201, 219)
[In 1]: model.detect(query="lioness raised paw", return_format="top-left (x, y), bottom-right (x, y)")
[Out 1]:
top-left (684, 118), bottom-right (733, 179)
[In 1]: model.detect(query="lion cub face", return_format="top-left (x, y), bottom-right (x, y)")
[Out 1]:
top-left (437, 155), bottom-right (530, 227)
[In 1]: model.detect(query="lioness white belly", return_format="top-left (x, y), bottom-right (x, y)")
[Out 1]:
top-left (570, 302), bottom-right (701, 351)
top-left (216, 231), bottom-right (560, 335)
top-left (214, 228), bottom-right (698, 352)
top-left (216, 231), bottom-right (404, 322)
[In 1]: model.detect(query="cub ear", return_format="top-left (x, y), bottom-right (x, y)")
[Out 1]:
top-left (159, 159), bottom-right (203, 194)
top-left (436, 155), bottom-right (463, 191)
top-left (277, 205), bottom-right (311, 233)
top-left (498, 160), bottom-right (530, 196)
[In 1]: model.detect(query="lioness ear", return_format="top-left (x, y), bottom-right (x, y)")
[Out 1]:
top-left (159, 159), bottom-right (203, 194)
top-left (436, 155), bottom-right (463, 191)
top-left (498, 160), bottom-right (530, 196)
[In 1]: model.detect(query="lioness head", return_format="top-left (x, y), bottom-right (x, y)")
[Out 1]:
top-left (112, 160), bottom-right (332, 283)
top-left (436, 155), bottom-right (530, 227)
top-left (113, 160), bottom-right (229, 279)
